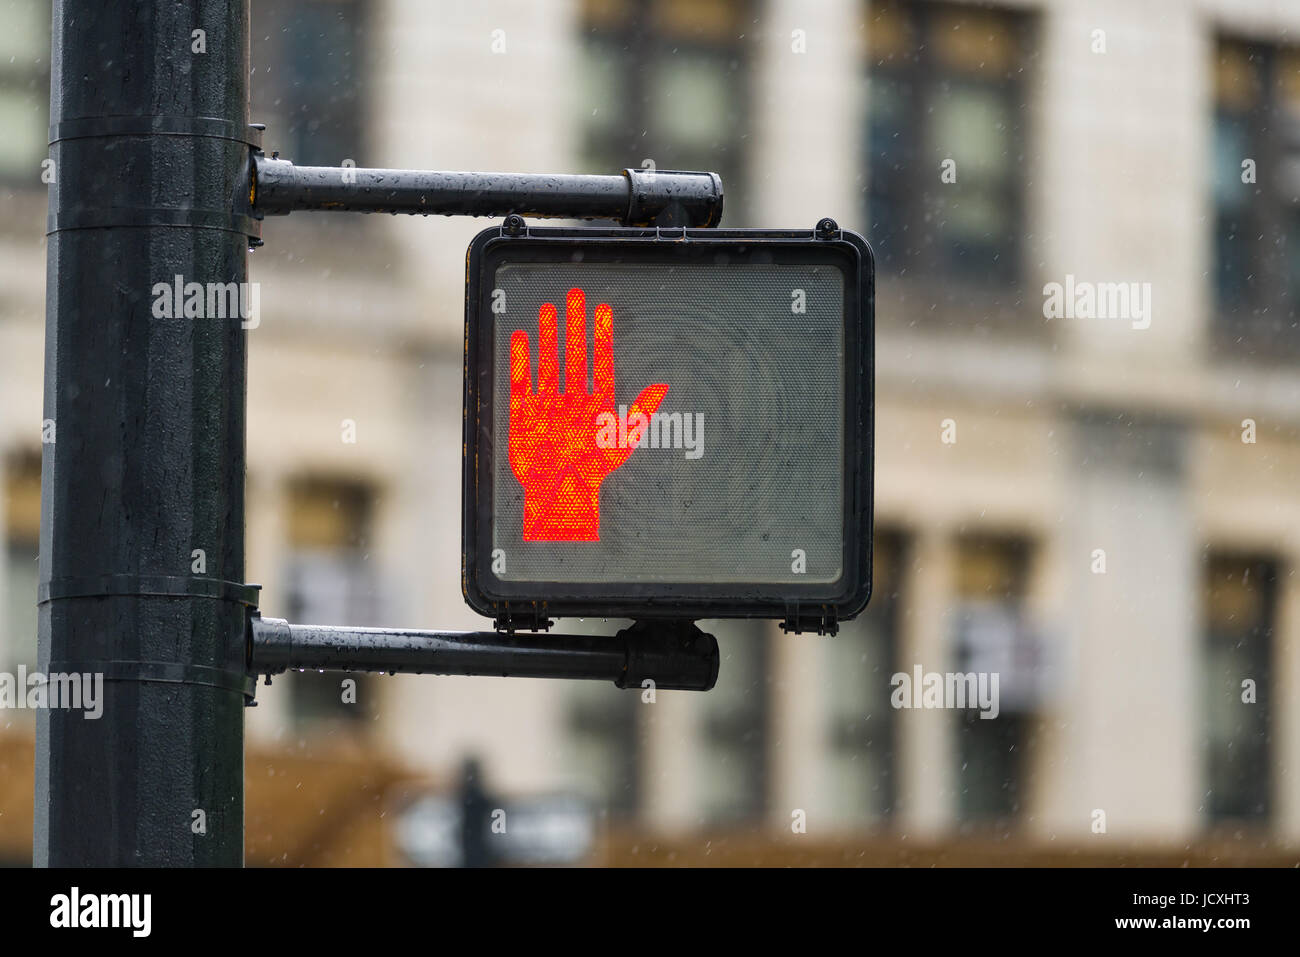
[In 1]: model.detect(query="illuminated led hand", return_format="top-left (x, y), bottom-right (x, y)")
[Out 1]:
top-left (509, 288), bottom-right (668, 541)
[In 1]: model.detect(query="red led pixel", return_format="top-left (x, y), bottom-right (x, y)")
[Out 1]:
top-left (508, 288), bottom-right (668, 541)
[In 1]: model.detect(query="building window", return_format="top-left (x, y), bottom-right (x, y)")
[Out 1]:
top-left (699, 621), bottom-right (769, 824)
top-left (1212, 39), bottom-right (1300, 347)
top-left (824, 530), bottom-right (903, 824)
top-left (579, 0), bottom-right (751, 221)
top-left (283, 477), bottom-right (380, 726)
top-left (1202, 554), bottom-right (1274, 823)
top-left (3, 452), bottom-right (40, 677)
top-left (252, 0), bottom-right (367, 167)
top-left (0, 0), bottom-right (49, 186)
top-left (865, 0), bottom-right (1029, 284)
top-left (951, 536), bottom-right (1035, 825)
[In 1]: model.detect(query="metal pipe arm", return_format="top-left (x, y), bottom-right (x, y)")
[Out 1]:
top-left (250, 616), bottom-right (719, 692)
top-left (251, 155), bottom-right (724, 227)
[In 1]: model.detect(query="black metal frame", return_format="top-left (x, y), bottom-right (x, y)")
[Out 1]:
top-left (251, 615), bottom-right (719, 692)
top-left (462, 222), bottom-right (875, 631)
top-left (252, 155), bottom-right (723, 227)
top-left (42, 0), bottom-right (255, 867)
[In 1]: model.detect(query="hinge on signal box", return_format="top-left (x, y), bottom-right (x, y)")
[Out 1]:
top-left (493, 602), bottom-right (554, 634)
top-left (780, 604), bottom-right (838, 637)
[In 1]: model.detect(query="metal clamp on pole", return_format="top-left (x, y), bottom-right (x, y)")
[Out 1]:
top-left (250, 154), bottom-right (723, 227)
top-left (249, 615), bottom-right (719, 692)
top-left (613, 619), bottom-right (719, 691)
top-left (622, 166), bottom-right (724, 228)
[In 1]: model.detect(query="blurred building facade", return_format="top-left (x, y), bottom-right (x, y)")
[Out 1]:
top-left (2, 0), bottom-right (1300, 861)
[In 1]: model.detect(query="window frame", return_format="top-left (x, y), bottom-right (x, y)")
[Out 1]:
top-left (578, 0), bottom-right (753, 222)
top-left (1212, 37), bottom-right (1300, 348)
top-left (865, 0), bottom-right (1031, 286)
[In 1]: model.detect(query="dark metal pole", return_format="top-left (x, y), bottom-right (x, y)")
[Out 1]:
top-left (459, 758), bottom-right (493, 869)
top-left (252, 155), bottom-right (724, 227)
top-left (38, 0), bottom-right (257, 865)
top-left (251, 617), bottom-right (719, 692)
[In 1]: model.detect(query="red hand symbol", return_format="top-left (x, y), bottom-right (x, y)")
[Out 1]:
top-left (509, 288), bottom-right (668, 541)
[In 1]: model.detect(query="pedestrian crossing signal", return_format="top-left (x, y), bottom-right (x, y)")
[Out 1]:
top-left (463, 223), bottom-right (873, 633)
